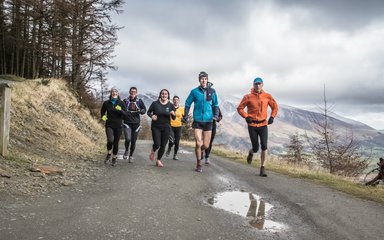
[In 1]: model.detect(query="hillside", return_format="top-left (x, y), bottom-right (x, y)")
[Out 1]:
top-left (133, 92), bottom-right (384, 157)
top-left (0, 78), bottom-right (105, 197)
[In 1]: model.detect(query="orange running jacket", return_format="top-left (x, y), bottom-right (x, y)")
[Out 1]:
top-left (237, 88), bottom-right (278, 127)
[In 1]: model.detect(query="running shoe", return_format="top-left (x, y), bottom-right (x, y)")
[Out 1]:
top-left (128, 156), bottom-right (134, 163)
top-left (104, 153), bottom-right (111, 164)
top-left (195, 165), bottom-right (203, 173)
top-left (165, 148), bottom-right (171, 157)
top-left (149, 151), bottom-right (155, 161)
top-left (247, 150), bottom-right (253, 164)
top-left (111, 157), bottom-right (117, 166)
top-left (123, 150), bottom-right (129, 160)
top-left (260, 166), bottom-right (267, 177)
top-left (205, 157), bottom-right (210, 165)
top-left (173, 154), bottom-right (179, 160)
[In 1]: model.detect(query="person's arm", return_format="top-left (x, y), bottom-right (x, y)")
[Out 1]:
top-left (118, 100), bottom-right (128, 118)
top-left (147, 101), bottom-right (155, 118)
top-left (139, 99), bottom-right (147, 115)
top-left (100, 101), bottom-right (107, 117)
top-left (170, 103), bottom-right (176, 120)
top-left (183, 90), bottom-right (194, 121)
top-left (212, 90), bottom-right (219, 119)
top-left (269, 95), bottom-right (278, 118)
top-left (216, 107), bottom-right (223, 122)
top-left (237, 95), bottom-right (249, 118)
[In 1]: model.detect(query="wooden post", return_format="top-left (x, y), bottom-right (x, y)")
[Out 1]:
top-left (0, 83), bottom-right (11, 156)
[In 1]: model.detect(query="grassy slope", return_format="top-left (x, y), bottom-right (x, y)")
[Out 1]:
top-left (182, 141), bottom-right (384, 204)
top-left (0, 78), bottom-right (105, 196)
top-left (10, 78), bottom-right (105, 158)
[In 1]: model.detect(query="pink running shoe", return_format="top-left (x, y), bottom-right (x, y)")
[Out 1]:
top-left (156, 160), bottom-right (164, 167)
top-left (149, 151), bottom-right (155, 161)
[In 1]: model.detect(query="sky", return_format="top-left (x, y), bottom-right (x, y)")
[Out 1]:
top-left (108, 0), bottom-right (384, 130)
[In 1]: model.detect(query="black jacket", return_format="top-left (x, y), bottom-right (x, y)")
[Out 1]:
top-left (123, 97), bottom-right (147, 124)
top-left (147, 100), bottom-right (176, 128)
top-left (100, 99), bottom-right (127, 128)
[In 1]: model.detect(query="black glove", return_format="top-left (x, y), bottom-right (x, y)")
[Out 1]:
top-left (245, 117), bottom-right (253, 124)
top-left (268, 117), bottom-right (274, 125)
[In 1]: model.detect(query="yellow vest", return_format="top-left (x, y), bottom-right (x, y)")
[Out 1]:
top-left (171, 106), bottom-right (184, 127)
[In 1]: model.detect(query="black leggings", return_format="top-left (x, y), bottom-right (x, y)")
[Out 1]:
top-left (168, 127), bottom-right (182, 155)
top-left (248, 125), bottom-right (268, 153)
top-left (204, 121), bottom-right (217, 158)
top-left (123, 123), bottom-right (140, 156)
top-left (151, 125), bottom-right (171, 160)
top-left (106, 126), bottom-right (123, 155)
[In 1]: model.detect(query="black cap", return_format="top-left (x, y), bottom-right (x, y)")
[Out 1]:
top-left (198, 71), bottom-right (208, 80)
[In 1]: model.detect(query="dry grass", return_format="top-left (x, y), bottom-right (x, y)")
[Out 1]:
top-left (181, 141), bottom-right (384, 204)
top-left (9, 78), bottom-right (105, 162)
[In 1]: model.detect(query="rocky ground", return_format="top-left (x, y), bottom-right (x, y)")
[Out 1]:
top-left (0, 152), bottom-right (105, 200)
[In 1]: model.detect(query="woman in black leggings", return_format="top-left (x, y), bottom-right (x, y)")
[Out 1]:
top-left (147, 89), bottom-right (176, 167)
top-left (100, 88), bottom-right (127, 166)
top-left (166, 95), bottom-right (184, 160)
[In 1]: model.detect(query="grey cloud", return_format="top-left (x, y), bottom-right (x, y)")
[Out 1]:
top-left (108, 0), bottom-right (384, 129)
top-left (121, 0), bottom-right (253, 41)
top-left (274, 0), bottom-right (384, 31)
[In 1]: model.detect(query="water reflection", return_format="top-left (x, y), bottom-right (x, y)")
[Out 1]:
top-left (208, 191), bottom-right (286, 231)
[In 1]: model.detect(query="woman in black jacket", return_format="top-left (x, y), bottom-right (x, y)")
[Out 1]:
top-left (100, 88), bottom-right (127, 166)
top-left (147, 89), bottom-right (176, 167)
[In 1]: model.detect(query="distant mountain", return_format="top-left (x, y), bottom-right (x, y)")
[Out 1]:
top-left (136, 92), bottom-right (384, 156)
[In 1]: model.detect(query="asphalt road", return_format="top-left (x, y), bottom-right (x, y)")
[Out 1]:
top-left (1, 140), bottom-right (383, 240)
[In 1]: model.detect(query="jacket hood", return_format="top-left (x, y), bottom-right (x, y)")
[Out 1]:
top-left (251, 88), bottom-right (264, 94)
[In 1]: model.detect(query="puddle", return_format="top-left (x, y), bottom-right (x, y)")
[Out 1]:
top-left (208, 191), bottom-right (287, 231)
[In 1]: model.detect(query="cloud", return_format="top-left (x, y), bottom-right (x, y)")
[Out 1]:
top-left (108, 0), bottom-right (384, 129)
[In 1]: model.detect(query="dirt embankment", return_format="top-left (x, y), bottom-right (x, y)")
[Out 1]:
top-left (0, 79), bottom-right (105, 197)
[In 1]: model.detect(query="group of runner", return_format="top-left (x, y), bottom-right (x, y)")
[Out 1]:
top-left (100, 71), bottom-right (278, 176)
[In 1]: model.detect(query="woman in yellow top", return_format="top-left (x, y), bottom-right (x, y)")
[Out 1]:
top-left (166, 95), bottom-right (184, 160)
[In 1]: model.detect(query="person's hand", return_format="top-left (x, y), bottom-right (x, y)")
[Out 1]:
top-left (140, 108), bottom-right (146, 114)
top-left (115, 105), bottom-right (122, 111)
top-left (152, 115), bottom-right (158, 121)
top-left (245, 117), bottom-right (253, 124)
top-left (181, 116), bottom-right (188, 123)
top-left (268, 117), bottom-right (274, 125)
top-left (170, 111), bottom-right (175, 116)
top-left (101, 115), bottom-right (108, 122)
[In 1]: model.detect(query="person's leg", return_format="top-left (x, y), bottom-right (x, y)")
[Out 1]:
top-left (194, 128), bottom-right (204, 170)
top-left (202, 130), bottom-right (212, 163)
top-left (247, 125), bottom-right (260, 164)
top-left (106, 127), bottom-right (114, 152)
top-left (204, 122), bottom-right (216, 164)
top-left (111, 127), bottom-right (122, 166)
top-left (129, 124), bottom-right (140, 158)
top-left (166, 127), bottom-right (175, 157)
top-left (173, 127), bottom-right (182, 159)
top-left (156, 126), bottom-right (170, 167)
top-left (259, 126), bottom-right (268, 177)
top-left (105, 127), bottom-right (114, 163)
top-left (123, 125), bottom-right (132, 159)
top-left (150, 127), bottom-right (161, 161)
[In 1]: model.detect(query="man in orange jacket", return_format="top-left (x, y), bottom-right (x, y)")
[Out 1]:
top-left (237, 77), bottom-right (278, 177)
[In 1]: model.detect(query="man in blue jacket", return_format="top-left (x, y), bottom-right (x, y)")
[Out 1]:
top-left (183, 71), bottom-right (219, 172)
